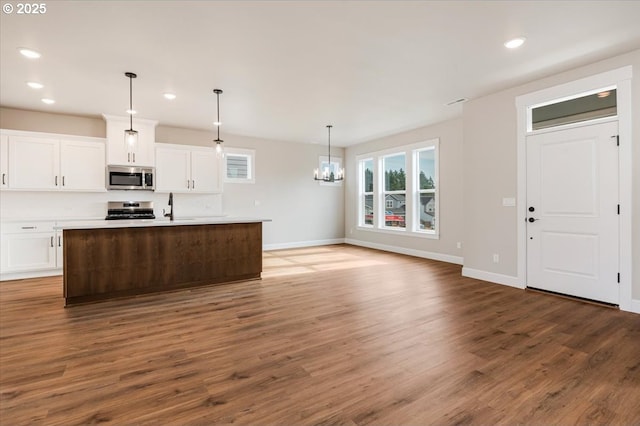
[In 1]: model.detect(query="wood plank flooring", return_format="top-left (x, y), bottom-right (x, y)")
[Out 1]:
top-left (1, 244), bottom-right (639, 425)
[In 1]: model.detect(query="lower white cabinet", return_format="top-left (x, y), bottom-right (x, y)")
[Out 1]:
top-left (1, 222), bottom-right (58, 275)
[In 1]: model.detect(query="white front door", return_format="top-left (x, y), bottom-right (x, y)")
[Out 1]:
top-left (526, 120), bottom-right (619, 304)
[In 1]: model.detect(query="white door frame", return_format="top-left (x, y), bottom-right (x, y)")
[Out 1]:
top-left (515, 66), bottom-right (634, 312)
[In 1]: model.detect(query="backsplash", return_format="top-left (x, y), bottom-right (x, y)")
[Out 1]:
top-left (0, 191), bottom-right (223, 220)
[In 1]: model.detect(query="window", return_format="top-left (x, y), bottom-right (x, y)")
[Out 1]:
top-left (357, 139), bottom-right (439, 237)
top-left (416, 148), bottom-right (436, 231)
top-left (531, 88), bottom-right (617, 131)
top-left (382, 153), bottom-right (406, 229)
top-left (360, 158), bottom-right (374, 226)
top-left (224, 148), bottom-right (255, 184)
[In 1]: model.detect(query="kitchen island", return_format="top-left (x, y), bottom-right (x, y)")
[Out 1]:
top-left (56, 218), bottom-right (270, 306)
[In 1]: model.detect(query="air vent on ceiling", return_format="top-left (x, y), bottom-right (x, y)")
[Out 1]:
top-left (445, 98), bottom-right (468, 106)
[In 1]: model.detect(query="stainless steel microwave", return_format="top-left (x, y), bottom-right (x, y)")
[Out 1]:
top-left (106, 165), bottom-right (155, 191)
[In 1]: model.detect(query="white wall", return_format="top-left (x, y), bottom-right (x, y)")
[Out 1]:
top-left (462, 49), bottom-right (640, 302)
top-left (344, 118), bottom-right (464, 263)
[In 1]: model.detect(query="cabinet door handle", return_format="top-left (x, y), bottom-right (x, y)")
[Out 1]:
top-left (58, 236), bottom-right (61, 247)
top-left (192, 180), bottom-right (195, 189)
top-left (62, 176), bottom-right (65, 186)
top-left (187, 180), bottom-right (190, 189)
top-left (21, 226), bottom-right (36, 230)
top-left (55, 176), bottom-right (58, 186)
top-left (50, 236), bottom-right (54, 247)
top-left (128, 152), bottom-right (131, 162)
top-left (2, 173), bottom-right (5, 185)
top-left (132, 153), bottom-right (135, 163)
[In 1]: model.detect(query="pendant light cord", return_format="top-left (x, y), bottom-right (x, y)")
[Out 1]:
top-left (217, 91), bottom-right (220, 141)
top-left (129, 75), bottom-right (133, 130)
top-left (327, 125), bottom-right (332, 173)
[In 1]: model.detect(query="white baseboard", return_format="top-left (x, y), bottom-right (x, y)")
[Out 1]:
top-left (627, 299), bottom-right (640, 314)
top-left (344, 238), bottom-right (463, 265)
top-left (263, 238), bottom-right (345, 251)
top-left (461, 267), bottom-right (523, 289)
top-left (1, 269), bottom-right (62, 282)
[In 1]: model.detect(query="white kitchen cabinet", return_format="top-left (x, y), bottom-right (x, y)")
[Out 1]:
top-left (60, 140), bottom-right (105, 191)
top-left (103, 115), bottom-right (157, 167)
top-left (55, 230), bottom-right (64, 268)
top-left (8, 136), bottom-right (59, 190)
top-left (155, 144), bottom-right (221, 193)
top-left (0, 222), bottom-right (57, 274)
top-left (3, 131), bottom-right (106, 192)
top-left (1, 133), bottom-right (8, 189)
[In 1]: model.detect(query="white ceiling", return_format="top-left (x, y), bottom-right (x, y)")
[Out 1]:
top-left (1, 1), bottom-right (640, 146)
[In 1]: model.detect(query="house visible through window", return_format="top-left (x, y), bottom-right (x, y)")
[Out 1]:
top-left (357, 139), bottom-right (439, 237)
top-left (224, 148), bottom-right (255, 184)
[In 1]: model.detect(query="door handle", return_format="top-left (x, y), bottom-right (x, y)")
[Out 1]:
top-left (58, 236), bottom-right (61, 247)
top-left (50, 236), bottom-right (54, 247)
top-left (528, 217), bottom-right (539, 223)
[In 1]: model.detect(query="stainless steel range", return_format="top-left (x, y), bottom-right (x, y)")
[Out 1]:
top-left (105, 201), bottom-right (155, 220)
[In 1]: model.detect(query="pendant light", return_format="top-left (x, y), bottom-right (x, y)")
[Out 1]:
top-left (124, 72), bottom-right (138, 149)
top-left (213, 89), bottom-right (223, 154)
top-left (314, 125), bottom-right (344, 182)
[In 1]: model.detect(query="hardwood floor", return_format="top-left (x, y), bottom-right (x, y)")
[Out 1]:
top-left (1, 244), bottom-right (639, 425)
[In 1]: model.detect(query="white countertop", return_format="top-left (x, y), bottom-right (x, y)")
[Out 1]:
top-left (53, 217), bottom-right (271, 230)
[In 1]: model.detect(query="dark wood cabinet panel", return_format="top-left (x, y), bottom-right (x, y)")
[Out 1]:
top-left (63, 223), bottom-right (262, 305)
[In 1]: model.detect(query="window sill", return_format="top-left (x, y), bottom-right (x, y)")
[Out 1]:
top-left (357, 226), bottom-right (439, 239)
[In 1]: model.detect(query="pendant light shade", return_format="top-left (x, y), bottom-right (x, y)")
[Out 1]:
top-left (124, 72), bottom-right (138, 149)
top-left (213, 89), bottom-right (223, 154)
top-left (314, 125), bottom-right (344, 182)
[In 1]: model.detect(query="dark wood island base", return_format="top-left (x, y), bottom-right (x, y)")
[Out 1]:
top-left (63, 222), bottom-right (263, 306)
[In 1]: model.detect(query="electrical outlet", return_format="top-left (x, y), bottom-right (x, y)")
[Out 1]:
top-left (493, 254), bottom-right (500, 263)
top-left (456, 242), bottom-right (462, 249)
top-left (350, 228), bottom-right (354, 234)
top-left (254, 200), bottom-right (260, 207)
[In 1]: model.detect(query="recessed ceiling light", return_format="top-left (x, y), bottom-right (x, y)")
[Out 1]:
top-left (41, 98), bottom-right (55, 105)
top-left (27, 81), bottom-right (44, 89)
top-left (164, 93), bottom-right (176, 100)
top-left (19, 48), bottom-right (41, 59)
top-left (126, 109), bottom-right (137, 114)
top-left (504, 37), bottom-right (526, 49)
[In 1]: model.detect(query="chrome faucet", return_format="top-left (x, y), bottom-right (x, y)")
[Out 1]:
top-left (163, 192), bottom-right (174, 221)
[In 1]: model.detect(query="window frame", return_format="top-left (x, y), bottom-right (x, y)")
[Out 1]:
top-left (356, 138), bottom-right (439, 239)
top-left (381, 152), bottom-right (407, 231)
top-left (223, 147), bottom-right (255, 184)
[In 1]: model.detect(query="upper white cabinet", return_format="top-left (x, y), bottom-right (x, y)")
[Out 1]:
top-left (59, 140), bottom-right (106, 191)
top-left (2, 130), bottom-right (106, 192)
top-left (1, 133), bottom-right (8, 189)
top-left (103, 115), bottom-right (157, 166)
top-left (9, 136), bottom-right (60, 190)
top-left (156, 144), bottom-right (221, 193)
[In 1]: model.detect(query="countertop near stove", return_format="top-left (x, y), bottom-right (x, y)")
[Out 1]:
top-left (54, 217), bottom-right (271, 230)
